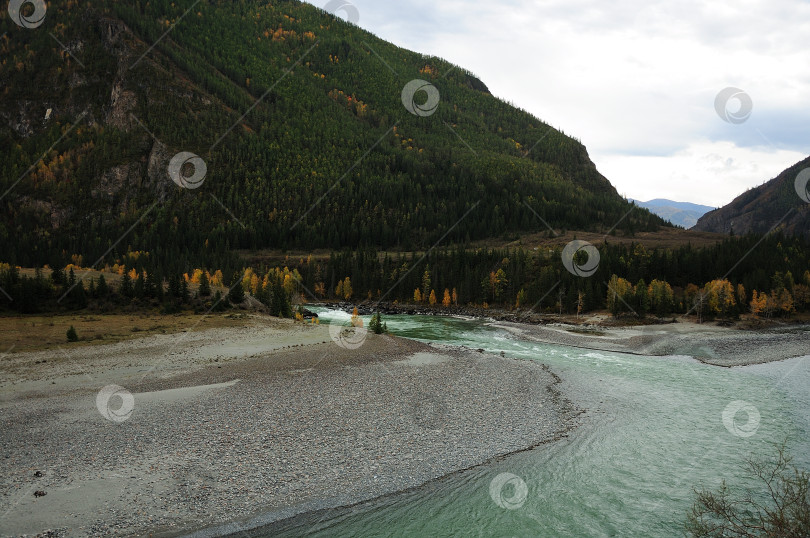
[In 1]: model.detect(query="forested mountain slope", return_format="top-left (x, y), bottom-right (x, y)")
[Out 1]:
top-left (0, 0), bottom-right (665, 273)
top-left (693, 156), bottom-right (810, 237)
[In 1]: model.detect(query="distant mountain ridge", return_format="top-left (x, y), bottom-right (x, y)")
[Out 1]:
top-left (630, 199), bottom-right (715, 228)
top-left (692, 156), bottom-right (810, 237)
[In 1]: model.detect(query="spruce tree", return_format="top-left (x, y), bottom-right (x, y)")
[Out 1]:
top-left (369, 312), bottom-right (384, 334)
top-left (181, 278), bottom-right (190, 303)
top-left (120, 272), bottom-right (133, 298)
top-left (51, 267), bottom-right (65, 286)
top-left (227, 279), bottom-right (245, 304)
top-left (134, 272), bottom-right (145, 299)
top-left (199, 272), bottom-right (211, 297)
top-left (96, 274), bottom-right (109, 297)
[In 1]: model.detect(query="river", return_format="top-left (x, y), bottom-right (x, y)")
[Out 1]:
top-left (262, 309), bottom-right (810, 537)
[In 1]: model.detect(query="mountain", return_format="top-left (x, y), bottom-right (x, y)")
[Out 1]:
top-left (630, 199), bottom-right (715, 228)
top-left (692, 156), bottom-right (810, 237)
top-left (0, 0), bottom-right (666, 273)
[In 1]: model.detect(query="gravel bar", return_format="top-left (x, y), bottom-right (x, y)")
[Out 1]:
top-left (0, 318), bottom-right (578, 537)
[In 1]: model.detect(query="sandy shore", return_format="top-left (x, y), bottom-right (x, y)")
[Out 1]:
top-left (493, 318), bottom-right (810, 367)
top-left (0, 315), bottom-right (577, 537)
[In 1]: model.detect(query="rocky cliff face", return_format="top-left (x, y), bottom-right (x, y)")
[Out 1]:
top-left (692, 156), bottom-right (810, 237)
top-left (2, 9), bottom-right (211, 226)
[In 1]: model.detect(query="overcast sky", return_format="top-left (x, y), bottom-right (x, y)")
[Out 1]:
top-left (307, 0), bottom-right (810, 207)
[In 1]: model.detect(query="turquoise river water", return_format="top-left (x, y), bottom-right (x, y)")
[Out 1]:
top-left (262, 309), bottom-right (810, 537)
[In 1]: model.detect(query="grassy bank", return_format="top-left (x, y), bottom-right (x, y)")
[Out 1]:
top-left (0, 311), bottom-right (261, 354)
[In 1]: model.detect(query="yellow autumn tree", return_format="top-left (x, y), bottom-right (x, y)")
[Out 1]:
top-left (452, 288), bottom-right (458, 305)
top-left (750, 290), bottom-right (767, 316)
top-left (648, 279), bottom-right (674, 316)
top-left (335, 279), bottom-right (343, 299)
top-left (606, 275), bottom-right (633, 316)
top-left (776, 289), bottom-right (794, 317)
top-left (342, 277), bottom-right (353, 300)
top-left (242, 268), bottom-right (255, 293)
top-left (351, 306), bottom-right (363, 327)
top-left (793, 284), bottom-right (810, 311)
top-left (516, 289), bottom-right (526, 309)
top-left (736, 284), bottom-right (747, 308)
top-left (442, 288), bottom-right (451, 307)
top-left (429, 289), bottom-right (437, 305)
top-left (283, 273), bottom-right (295, 295)
top-left (703, 279), bottom-right (736, 318)
top-left (414, 288), bottom-right (422, 303)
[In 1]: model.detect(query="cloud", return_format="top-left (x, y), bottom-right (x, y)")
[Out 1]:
top-left (307, 0), bottom-right (810, 206)
top-left (595, 141), bottom-right (806, 207)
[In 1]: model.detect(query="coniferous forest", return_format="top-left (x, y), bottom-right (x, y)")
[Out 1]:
top-left (1, 0), bottom-right (808, 320)
top-left (1, 0), bottom-right (663, 274)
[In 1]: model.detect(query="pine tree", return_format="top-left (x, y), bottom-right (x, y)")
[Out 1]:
top-left (168, 274), bottom-right (181, 298)
top-left (181, 278), bottom-right (189, 303)
top-left (134, 272), bottom-right (145, 299)
top-left (120, 271), bottom-right (133, 298)
top-left (65, 269), bottom-right (87, 309)
top-left (635, 279), bottom-right (649, 317)
top-left (96, 274), bottom-right (110, 297)
top-left (227, 279), bottom-right (245, 304)
top-left (199, 272), bottom-right (211, 297)
top-left (51, 267), bottom-right (65, 286)
top-left (211, 290), bottom-right (226, 312)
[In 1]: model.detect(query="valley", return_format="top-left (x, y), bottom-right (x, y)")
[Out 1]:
top-left (2, 0), bottom-right (809, 536)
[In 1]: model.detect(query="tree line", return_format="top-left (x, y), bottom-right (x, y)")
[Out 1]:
top-left (282, 232), bottom-right (810, 318)
top-left (3, 232), bottom-right (808, 320)
top-left (0, 263), bottom-right (296, 318)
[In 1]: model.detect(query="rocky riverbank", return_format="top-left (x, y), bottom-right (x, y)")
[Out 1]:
top-left (494, 319), bottom-right (810, 367)
top-left (0, 314), bottom-right (578, 537)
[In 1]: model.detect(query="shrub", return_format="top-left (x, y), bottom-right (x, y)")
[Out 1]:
top-left (686, 441), bottom-right (810, 537)
top-left (369, 312), bottom-right (385, 334)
